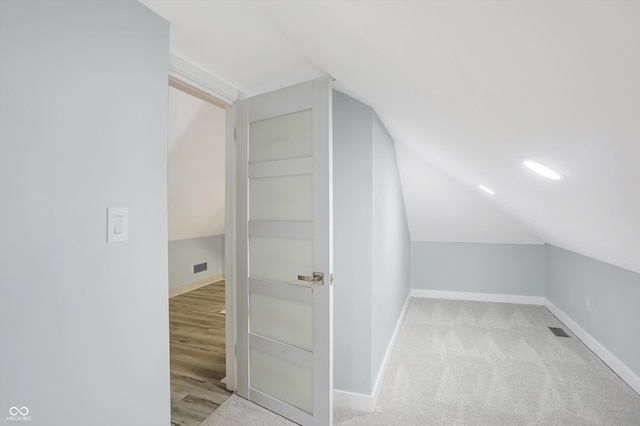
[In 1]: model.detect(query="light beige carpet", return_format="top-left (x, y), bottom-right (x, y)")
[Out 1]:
top-left (199, 394), bottom-right (297, 426)
top-left (335, 298), bottom-right (640, 425)
top-left (200, 299), bottom-right (640, 425)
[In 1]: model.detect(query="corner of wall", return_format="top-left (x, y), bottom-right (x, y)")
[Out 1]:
top-left (408, 242), bottom-right (640, 397)
top-left (544, 244), bottom-right (640, 394)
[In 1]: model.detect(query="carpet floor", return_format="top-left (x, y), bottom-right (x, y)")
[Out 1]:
top-left (199, 394), bottom-right (296, 426)
top-left (335, 298), bottom-right (640, 425)
top-left (201, 298), bottom-right (640, 425)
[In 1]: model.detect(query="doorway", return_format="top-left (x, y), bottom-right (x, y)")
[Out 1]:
top-left (167, 83), bottom-right (231, 425)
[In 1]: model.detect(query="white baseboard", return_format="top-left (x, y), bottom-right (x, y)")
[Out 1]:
top-left (332, 289), bottom-right (640, 411)
top-left (544, 300), bottom-right (640, 395)
top-left (371, 293), bottom-right (411, 408)
top-left (333, 389), bottom-right (374, 413)
top-left (169, 274), bottom-right (224, 298)
top-left (334, 293), bottom-right (411, 412)
top-left (410, 289), bottom-right (545, 306)
top-left (408, 289), bottom-right (639, 395)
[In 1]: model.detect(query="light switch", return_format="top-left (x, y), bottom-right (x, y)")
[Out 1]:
top-left (113, 215), bottom-right (124, 234)
top-left (107, 207), bottom-right (128, 242)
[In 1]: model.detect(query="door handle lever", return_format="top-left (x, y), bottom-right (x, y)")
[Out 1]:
top-left (298, 272), bottom-right (324, 283)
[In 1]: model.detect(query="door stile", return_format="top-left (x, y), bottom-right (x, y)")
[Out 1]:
top-left (311, 78), bottom-right (333, 426)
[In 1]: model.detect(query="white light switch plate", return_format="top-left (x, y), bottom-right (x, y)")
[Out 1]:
top-left (107, 207), bottom-right (128, 242)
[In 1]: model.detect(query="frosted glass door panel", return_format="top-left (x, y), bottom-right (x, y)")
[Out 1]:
top-left (250, 293), bottom-right (312, 351)
top-left (249, 236), bottom-right (312, 285)
top-left (250, 174), bottom-right (312, 222)
top-left (249, 110), bottom-right (312, 163)
top-left (250, 348), bottom-right (313, 413)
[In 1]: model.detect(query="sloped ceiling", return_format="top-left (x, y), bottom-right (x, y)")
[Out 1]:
top-left (140, 0), bottom-right (640, 273)
top-left (167, 86), bottom-right (225, 241)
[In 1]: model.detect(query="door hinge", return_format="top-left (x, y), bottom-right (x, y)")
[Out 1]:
top-left (234, 127), bottom-right (237, 142)
top-left (330, 273), bottom-right (334, 285)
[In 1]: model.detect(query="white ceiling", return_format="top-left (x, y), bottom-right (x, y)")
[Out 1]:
top-left (140, 0), bottom-right (640, 273)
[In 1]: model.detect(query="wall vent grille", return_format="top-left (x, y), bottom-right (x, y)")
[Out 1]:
top-left (548, 326), bottom-right (570, 338)
top-left (193, 262), bottom-right (208, 274)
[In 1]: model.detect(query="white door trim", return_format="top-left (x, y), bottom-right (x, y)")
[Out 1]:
top-left (169, 53), bottom-right (239, 106)
top-left (224, 102), bottom-right (238, 391)
top-left (169, 55), bottom-right (240, 392)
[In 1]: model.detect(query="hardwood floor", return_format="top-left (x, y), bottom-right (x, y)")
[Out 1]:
top-left (170, 280), bottom-right (231, 426)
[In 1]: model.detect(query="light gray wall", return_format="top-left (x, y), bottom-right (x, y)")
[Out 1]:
top-left (411, 242), bottom-right (546, 296)
top-left (546, 245), bottom-right (640, 377)
top-left (0, 2), bottom-right (170, 425)
top-left (371, 115), bottom-right (411, 381)
top-left (333, 91), bottom-right (374, 394)
top-left (169, 235), bottom-right (225, 289)
top-left (410, 241), bottom-right (640, 383)
top-left (333, 91), bottom-right (411, 396)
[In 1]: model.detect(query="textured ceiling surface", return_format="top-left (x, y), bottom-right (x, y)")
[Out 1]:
top-left (141, 0), bottom-right (640, 273)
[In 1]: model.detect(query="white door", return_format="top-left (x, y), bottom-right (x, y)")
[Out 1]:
top-left (235, 77), bottom-right (333, 425)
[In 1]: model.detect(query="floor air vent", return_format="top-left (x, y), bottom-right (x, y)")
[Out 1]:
top-left (548, 327), bottom-right (570, 338)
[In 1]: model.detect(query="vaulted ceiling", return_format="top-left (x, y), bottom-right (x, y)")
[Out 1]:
top-left (140, 0), bottom-right (640, 273)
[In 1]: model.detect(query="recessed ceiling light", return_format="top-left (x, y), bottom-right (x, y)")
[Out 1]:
top-left (523, 159), bottom-right (564, 180)
top-left (478, 185), bottom-right (495, 195)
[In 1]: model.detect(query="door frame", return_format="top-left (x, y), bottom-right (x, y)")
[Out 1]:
top-left (223, 101), bottom-right (238, 391)
top-left (168, 57), bottom-right (333, 403)
top-left (168, 55), bottom-right (240, 392)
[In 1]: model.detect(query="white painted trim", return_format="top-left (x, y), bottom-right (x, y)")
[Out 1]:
top-left (249, 278), bottom-right (312, 304)
top-left (410, 289), bottom-right (545, 305)
top-left (371, 293), bottom-right (411, 408)
top-left (224, 103), bottom-right (237, 392)
top-left (544, 300), bottom-right (640, 395)
top-left (168, 274), bottom-right (224, 298)
top-left (235, 95), bottom-right (250, 398)
top-left (250, 334), bottom-right (313, 368)
top-left (169, 53), bottom-right (239, 106)
top-left (333, 389), bottom-right (374, 413)
top-left (311, 76), bottom-right (334, 425)
top-left (334, 293), bottom-right (411, 412)
top-left (248, 157), bottom-right (313, 178)
top-left (249, 388), bottom-right (312, 426)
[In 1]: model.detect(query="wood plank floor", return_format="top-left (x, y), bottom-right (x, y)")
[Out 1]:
top-left (170, 281), bottom-right (231, 426)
